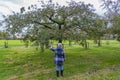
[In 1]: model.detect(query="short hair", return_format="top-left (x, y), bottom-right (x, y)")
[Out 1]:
top-left (58, 43), bottom-right (62, 48)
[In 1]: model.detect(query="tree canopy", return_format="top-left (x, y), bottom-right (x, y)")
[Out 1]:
top-left (102, 0), bottom-right (120, 41)
top-left (1, 0), bottom-right (119, 51)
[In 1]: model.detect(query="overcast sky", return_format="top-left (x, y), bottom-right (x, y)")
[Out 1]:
top-left (0, 0), bottom-right (104, 21)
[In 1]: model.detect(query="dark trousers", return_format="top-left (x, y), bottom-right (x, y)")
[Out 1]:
top-left (56, 70), bottom-right (63, 77)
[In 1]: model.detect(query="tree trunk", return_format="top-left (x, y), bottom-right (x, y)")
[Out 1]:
top-left (4, 41), bottom-right (8, 48)
top-left (58, 37), bottom-right (62, 43)
top-left (98, 38), bottom-right (101, 47)
top-left (24, 40), bottom-right (29, 48)
top-left (81, 39), bottom-right (88, 49)
top-left (84, 39), bottom-right (88, 49)
top-left (40, 42), bottom-right (44, 53)
top-left (69, 38), bottom-right (72, 46)
top-left (94, 39), bottom-right (98, 44)
top-left (58, 25), bottom-right (62, 43)
top-left (45, 39), bottom-right (49, 49)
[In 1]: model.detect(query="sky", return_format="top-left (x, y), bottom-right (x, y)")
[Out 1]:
top-left (0, 0), bottom-right (104, 21)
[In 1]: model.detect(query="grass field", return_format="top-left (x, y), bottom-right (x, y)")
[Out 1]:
top-left (0, 40), bottom-right (120, 80)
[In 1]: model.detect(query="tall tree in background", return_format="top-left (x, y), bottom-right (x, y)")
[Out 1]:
top-left (2, 0), bottom-right (97, 51)
top-left (91, 17), bottom-right (108, 46)
top-left (101, 0), bottom-right (120, 41)
top-left (69, 1), bottom-right (96, 49)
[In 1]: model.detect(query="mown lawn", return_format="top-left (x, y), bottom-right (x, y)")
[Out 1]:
top-left (0, 40), bottom-right (25, 47)
top-left (0, 40), bottom-right (120, 80)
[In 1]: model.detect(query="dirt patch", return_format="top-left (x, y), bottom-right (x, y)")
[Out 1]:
top-left (64, 75), bottom-right (83, 80)
top-left (6, 68), bottom-right (53, 80)
top-left (6, 75), bottom-right (18, 80)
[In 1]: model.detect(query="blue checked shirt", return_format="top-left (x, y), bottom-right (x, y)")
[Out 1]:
top-left (50, 48), bottom-right (65, 65)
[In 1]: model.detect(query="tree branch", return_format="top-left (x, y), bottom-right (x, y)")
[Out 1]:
top-left (46, 15), bottom-right (64, 25)
top-left (32, 20), bottom-right (53, 29)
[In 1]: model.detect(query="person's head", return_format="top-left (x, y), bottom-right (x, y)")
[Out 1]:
top-left (57, 43), bottom-right (62, 48)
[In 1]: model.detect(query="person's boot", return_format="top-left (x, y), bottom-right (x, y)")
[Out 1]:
top-left (61, 70), bottom-right (63, 77)
top-left (56, 71), bottom-right (59, 77)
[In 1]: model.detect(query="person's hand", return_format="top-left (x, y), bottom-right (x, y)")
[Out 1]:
top-left (64, 59), bottom-right (65, 62)
top-left (50, 44), bottom-right (53, 48)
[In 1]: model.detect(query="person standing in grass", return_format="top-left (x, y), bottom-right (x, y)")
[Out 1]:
top-left (50, 43), bottom-right (65, 77)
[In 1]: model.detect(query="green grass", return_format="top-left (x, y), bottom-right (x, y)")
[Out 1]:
top-left (0, 40), bottom-right (25, 47)
top-left (0, 40), bottom-right (120, 80)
